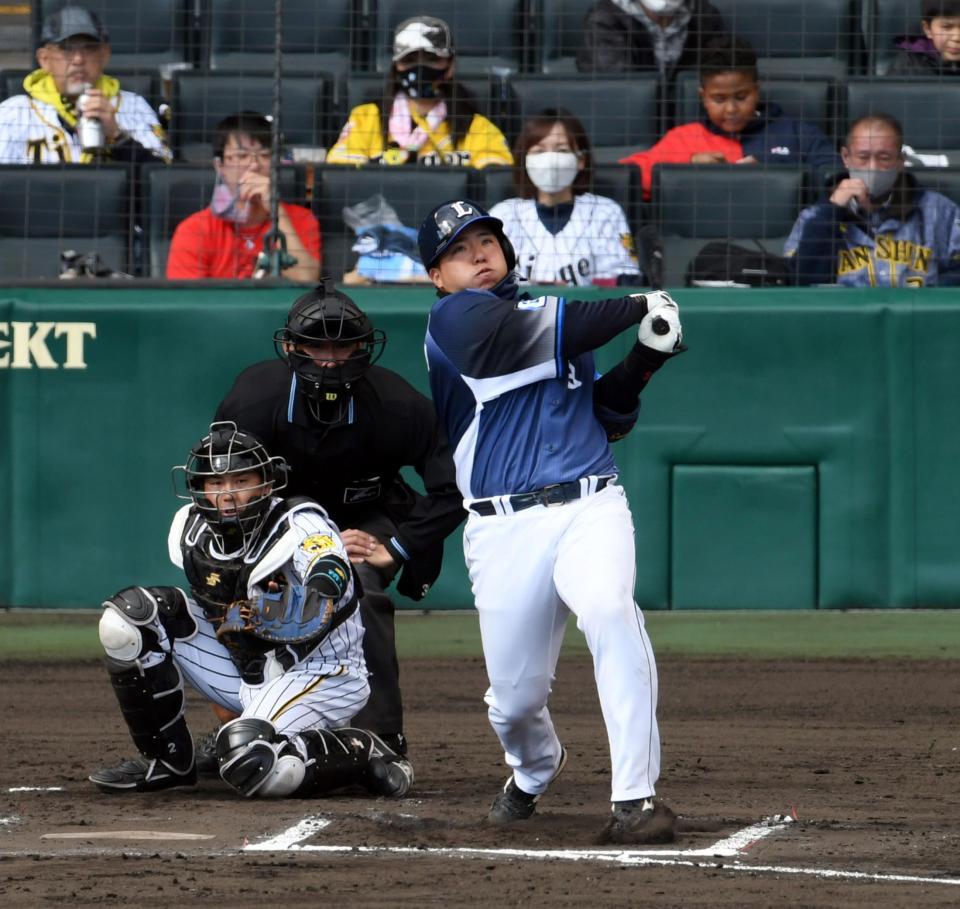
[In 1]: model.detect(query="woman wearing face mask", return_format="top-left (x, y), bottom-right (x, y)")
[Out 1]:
top-left (326, 16), bottom-right (512, 169)
top-left (577, 0), bottom-right (727, 75)
top-left (488, 109), bottom-right (643, 287)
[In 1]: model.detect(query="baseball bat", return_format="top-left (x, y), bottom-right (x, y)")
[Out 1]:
top-left (651, 316), bottom-right (670, 335)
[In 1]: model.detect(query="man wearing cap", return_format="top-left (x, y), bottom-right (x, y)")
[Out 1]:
top-left (0, 4), bottom-right (170, 164)
top-left (326, 15), bottom-right (511, 168)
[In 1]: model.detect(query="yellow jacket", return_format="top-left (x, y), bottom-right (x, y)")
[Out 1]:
top-left (327, 101), bottom-right (512, 169)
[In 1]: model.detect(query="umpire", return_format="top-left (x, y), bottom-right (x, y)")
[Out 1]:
top-left (214, 280), bottom-right (465, 771)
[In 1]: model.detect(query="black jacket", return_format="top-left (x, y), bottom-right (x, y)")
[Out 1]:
top-left (215, 361), bottom-right (465, 600)
top-left (576, 0), bottom-right (727, 74)
top-left (887, 36), bottom-right (960, 76)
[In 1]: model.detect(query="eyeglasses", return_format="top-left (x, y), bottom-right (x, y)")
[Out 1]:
top-left (222, 149), bottom-right (273, 165)
top-left (51, 40), bottom-right (103, 57)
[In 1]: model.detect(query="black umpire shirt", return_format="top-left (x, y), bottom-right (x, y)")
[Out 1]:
top-left (215, 360), bottom-right (465, 600)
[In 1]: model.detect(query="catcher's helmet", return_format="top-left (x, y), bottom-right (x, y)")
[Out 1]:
top-left (273, 279), bottom-right (386, 422)
top-left (417, 199), bottom-right (517, 272)
top-left (173, 421), bottom-right (287, 548)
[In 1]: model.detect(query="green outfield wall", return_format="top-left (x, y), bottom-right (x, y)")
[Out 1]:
top-left (1, 285), bottom-right (958, 610)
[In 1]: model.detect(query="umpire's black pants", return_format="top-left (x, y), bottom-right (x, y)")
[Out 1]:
top-left (349, 512), bottom-right (404, 744)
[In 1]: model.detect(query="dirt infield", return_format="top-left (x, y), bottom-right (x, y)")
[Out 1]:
top-left (2, 655), bottom-right (959, 907)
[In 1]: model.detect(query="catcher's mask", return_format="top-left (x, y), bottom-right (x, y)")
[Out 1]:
top-left (172, 421), bottom-right (287, 550)
top-left (273, 279), bottom-right (386, 424)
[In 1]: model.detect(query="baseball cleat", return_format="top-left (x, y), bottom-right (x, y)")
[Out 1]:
top-left (89, 756), bottom-right (197, 794)
top-left (364, 757), bottom-right (415, 798)
top-left (487, 746), bottom-right (567, 825)
top-left (194, 728), bottom-right (221, 778)
top-left (599, 797), bottom-right (676, 845)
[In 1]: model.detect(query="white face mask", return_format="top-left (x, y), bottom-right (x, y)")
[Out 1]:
top-left (848, 166), bottom-right (900, 200)
top-left (642, 0), bottom-right (687, 14)
top-left (525, 151), bottom-right (580, 194)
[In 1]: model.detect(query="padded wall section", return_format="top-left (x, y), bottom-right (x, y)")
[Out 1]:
top-left (670, 466), bottom-right (817, 610)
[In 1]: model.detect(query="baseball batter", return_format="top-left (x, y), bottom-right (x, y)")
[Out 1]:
top-left (89, 422), bottom-right (413, 799)
top-left (417, 199), bottom-right (683, 843)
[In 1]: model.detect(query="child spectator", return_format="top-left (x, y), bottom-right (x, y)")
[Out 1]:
top-left (577, 0), bottom-right (726, 76)
top-left (619, 36), bottom-right (839, 200)
top-left (489, 108), bottom-right (643, 286)
top-left (326, 15), bottom-right (511, 169)
top-left (889, 0), bottom-right (960, 75)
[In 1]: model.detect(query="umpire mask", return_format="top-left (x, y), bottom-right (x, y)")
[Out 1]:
top-left (274, 281), bottom-right (386, 424)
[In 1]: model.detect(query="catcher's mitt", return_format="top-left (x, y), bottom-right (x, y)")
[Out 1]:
top-left (216, 582), bottom-right (337, 645)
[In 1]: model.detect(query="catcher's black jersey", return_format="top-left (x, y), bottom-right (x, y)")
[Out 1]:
top-left (215, 361), bottom-right (465, 598)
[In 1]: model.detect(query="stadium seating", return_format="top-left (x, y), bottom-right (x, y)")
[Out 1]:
top-left (142, 162), bottom-right (303, 278)
top-left (503, 75), bottom-right (661, 161)
top-left (845, 79), bottom-right (960, 158)
top-left (651, 164), bottom-right (805, 287)
top-left (910, 167), bottom-right (960, 207)
top-left (169, 72), bottom-right (333, 162)
top-left (673, 72), bottom-right (841, 143)
top-left (32, 0), bottom-right (194, 74)
top-left (310, 165), bottom-right (476, 280)
top-left (869, 0), bottom-right (923, 75)
top-left (711, 0), bottom-right (863, 78)
top-left (0, 164), bottom-right (132, 278)
top-left (370, 0), bottom-right (529, 75)
top-left (202, 0), bottom-right (356, 75)
top-left (533, 0), bottom-right (598, 74)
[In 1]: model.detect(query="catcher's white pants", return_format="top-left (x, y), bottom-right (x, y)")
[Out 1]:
top-left (144, 598), bottom-right (370, 737)
top-left (464, 483), bottom-right (661, 802)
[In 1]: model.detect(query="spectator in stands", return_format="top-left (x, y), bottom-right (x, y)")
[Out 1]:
top-left (326, 15), bottom-right (512, 168)
top-left (785, 114), bottom-right (960, 287)
top-left (577, 0), bottom-right (726, 76)
top-left (167, 112), bottom-right (321, 281)
top-left (888, 0), bottom-right (960, 75)
top-left (489, 108), bottom-right (643, 286)
top-left (0, 5), bottom-right (170, 164)
top-left (619, 36), bottom-right (839, 200)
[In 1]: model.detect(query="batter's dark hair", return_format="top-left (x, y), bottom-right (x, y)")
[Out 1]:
top-left (212, 111), bottom-right (272, 159)
top-left (511, 108), bottom-right (593, 199)
top-left (846, 113), bottom-right (904, 149)
top-left (922, 0), bottom-right (960, 20)
top-left (699, 34), bottom-right (759, 84)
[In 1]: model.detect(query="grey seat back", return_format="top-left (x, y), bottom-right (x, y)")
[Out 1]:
top-left (0, 164), bottom-right (131, 278)
top-left (652, 163), bottom-right (804, 286)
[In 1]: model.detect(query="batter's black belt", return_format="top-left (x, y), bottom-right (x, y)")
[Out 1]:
top-left (469, 475), bottom-right (614, 517)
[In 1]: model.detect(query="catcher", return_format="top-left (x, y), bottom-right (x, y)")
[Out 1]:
top-left (89, 421), bottom-right (413, 799)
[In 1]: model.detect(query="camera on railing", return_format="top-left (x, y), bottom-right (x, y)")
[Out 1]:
top-left (59, 250), bottom-right (132, 280)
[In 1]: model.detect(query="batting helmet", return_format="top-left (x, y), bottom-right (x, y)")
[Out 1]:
top-left (417, 199), bottom-right (517, 272)
top-left (273, 279), bottom-right (386, 422)
top-left (174, 421), bottom-right (287, 548)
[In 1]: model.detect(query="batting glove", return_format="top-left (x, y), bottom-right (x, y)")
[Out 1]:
top-left (637, 293), bottom-right (683, 354)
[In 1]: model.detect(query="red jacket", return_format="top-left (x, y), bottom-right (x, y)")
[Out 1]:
top-left (619, 123), bottom-right (742, 199)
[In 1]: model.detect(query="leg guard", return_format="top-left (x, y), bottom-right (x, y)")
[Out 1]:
top-left (105, 656), bottom-right (194, 775)
top-left (216, 718), bottom-right (306, 798)
top-left (99, 586), bottom-right (195, 662)
top-left (301, 727), bottom-right (414, 798)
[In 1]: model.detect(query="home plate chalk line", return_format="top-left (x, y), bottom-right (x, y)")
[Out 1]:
top-left (244, 813), bottom-right (960, 888)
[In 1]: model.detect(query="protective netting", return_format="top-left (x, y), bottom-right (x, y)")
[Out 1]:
top-left (0, 0), bottom-right (957, 286)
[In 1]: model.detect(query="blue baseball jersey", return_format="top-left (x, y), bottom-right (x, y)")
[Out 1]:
top-left (426, 288), bottom-right (627, 500)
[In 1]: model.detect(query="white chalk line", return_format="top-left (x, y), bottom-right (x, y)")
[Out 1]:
top-left (7, 787), bottom-right (63, 792)
top-left (242, 813), bottom-right (960, 887)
